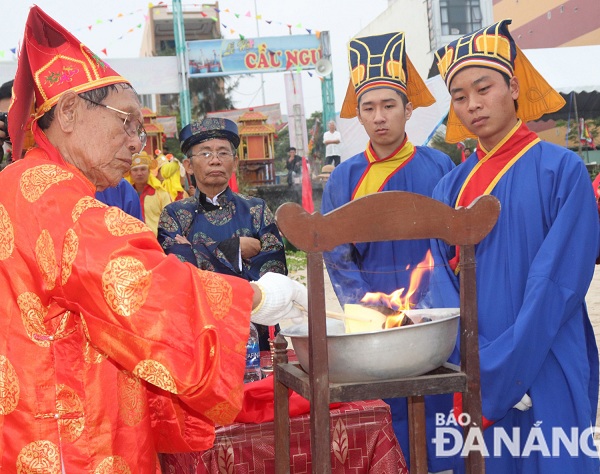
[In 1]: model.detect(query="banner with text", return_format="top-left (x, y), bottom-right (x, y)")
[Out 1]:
top-left (187, 35), bottom-right (321, 77)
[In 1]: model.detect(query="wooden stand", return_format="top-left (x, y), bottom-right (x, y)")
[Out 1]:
top-left (273, 191), bottom-right (500, 474)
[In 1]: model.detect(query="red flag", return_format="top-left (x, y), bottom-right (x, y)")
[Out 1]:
top-left (457, 141), bottom-right (466, 162)
top-left (301, 156), bottom-right (314, 213)
top-left (228, 171), bottom-right (239, 193)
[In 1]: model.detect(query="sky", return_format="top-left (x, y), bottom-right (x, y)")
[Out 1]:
top-left (0, 0), bottom-right (390, 116)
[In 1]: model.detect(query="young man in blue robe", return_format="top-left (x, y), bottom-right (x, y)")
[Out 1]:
top-left (321, 32), bottom-right (456, 472)
top-left (157, 118), bottom-right (287, 350)
top-left (429, 19), bottom-right (600, 473)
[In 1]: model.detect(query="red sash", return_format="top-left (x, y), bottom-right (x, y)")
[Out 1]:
top-left (449, 121), bottom-right (540, 272)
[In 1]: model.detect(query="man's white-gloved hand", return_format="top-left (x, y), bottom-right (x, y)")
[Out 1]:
top-left (513, 393), bottom-right (532, 411)
top-left (251, 272), bottom-right (308, 326)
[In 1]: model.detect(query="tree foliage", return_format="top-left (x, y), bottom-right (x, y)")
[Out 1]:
top-left (273, 111), bottom-right (324, 173)
top-left (189, 76), bottom-right (241, 119)
top-left (429, 131), bottom-right (477, 165)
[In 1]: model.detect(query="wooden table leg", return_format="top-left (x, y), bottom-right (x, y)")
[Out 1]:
top-left (274, 335), bottom-right (290, 474)
top-left (408, 395), bottom-right (428, 474)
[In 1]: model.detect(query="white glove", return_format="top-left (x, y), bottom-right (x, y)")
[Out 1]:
top-left (513, 393), bottom-right (532, 411)
top-left (251, 272), bottom-right (308, 326)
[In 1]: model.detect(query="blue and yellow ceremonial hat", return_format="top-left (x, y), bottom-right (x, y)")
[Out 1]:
top-left (435, 19), bottom-right (565, 143)
top-left (340, 32), bottom-right (435, 118)
top-left (179, 118), bottom-right (240, 155)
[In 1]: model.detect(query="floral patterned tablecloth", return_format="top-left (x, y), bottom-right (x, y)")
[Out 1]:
top-left (160, 399), bottom-right (408, 474)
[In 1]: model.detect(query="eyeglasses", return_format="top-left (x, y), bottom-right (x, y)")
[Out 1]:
top-left (188, 150), bottom-right (235, 162)
top-left (81, 96), bottom-right (147, 147)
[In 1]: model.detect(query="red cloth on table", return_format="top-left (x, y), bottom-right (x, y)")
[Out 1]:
top-left (234, 375), bottom-right (341, 423)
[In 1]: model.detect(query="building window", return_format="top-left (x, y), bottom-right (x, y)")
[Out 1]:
top-left (440, 0), bottom-right (482, 35)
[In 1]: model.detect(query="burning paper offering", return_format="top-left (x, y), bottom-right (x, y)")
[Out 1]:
top-left (342, 251), bottom-right (434, 334)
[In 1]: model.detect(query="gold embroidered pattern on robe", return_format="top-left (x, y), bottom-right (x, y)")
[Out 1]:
top-left (20, 165), bottom-right (73, 203)
top-left (93, 455), bottom-right (132, 474)
top-left (0, 355), bottom-right (19, 415)
top-left (17, 292), bottom-right (50, 348)
top-left (72, 196), bottom-right (107, 223)
top-left (61, 229), bottom-right (79, 285)
top-left (104, 207), bottom-right (148, 236)
top-left (132, 360), bottom-right (177, 394)
top-left (0, 204), bottom-right (14, 260)
top-left (16, 440), bottom-right (61, 474)
top-left (56, 384), bottom-right (84, 442)
top-left (195, 270), bottom-right (233, 320)
top-left (117, 370), bottom-right (146, 427)
top-left (205, 382), bottom-right (244, 425)
top-left (102, 257), bottom-right (152, 317)
top-left (35, 230), bottom-right (57, 290)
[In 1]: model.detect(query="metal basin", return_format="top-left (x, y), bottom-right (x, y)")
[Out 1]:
top-left (280, 308), bottom-right (459, 383)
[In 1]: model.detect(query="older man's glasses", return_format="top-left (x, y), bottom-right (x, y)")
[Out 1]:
top-left (81, 97), bottom-right (147, 147)
top-left (189, 150), bottom-right (235, 162)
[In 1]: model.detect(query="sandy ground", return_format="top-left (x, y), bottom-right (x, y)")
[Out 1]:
top-left (287, 265), bottom-right (600, 427)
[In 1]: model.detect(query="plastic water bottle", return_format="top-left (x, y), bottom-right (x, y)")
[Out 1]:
top-left (243, 323), bottom-right (261, 383)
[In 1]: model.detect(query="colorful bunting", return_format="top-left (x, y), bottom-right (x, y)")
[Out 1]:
top-left (0, 3), bottom-right (325, 68)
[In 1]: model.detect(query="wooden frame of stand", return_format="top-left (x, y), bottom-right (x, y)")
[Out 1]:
top-left (273, 191), bottom-right (500, 474)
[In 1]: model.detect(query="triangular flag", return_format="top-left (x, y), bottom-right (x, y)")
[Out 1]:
top-left (306, 29), bottom-right (312, 34)
top-left (286, 24), bottom-right (292, 28)
top-left (239, 34), bottom-right (245, 40)
top-left (266, 20), bottom-right (272, 24)
top-left (200, 12), bottom-right (207, 17)
top-left (108, 19), bottom-right (113, 23)
top-left (301, 156), bottom-right (314, 213)
top-left (214, 8), bottom-right (220, 12)
top-left (136, 23), bottom-right (142, 28)
top-left (235, 13), bottom-right (240, 18)
top-left (101, 48), bottom-right (108, 56)
top-left (308, 71), bottom-right (313, 77)
top-left (0, 51), bottom-right (4, 59)
top-left (295, 65), bottom-right (302, 73)
top-left (225, 8), bottom-right (230, 12)
top-left (296, 23), bottom-right (302, 28)
top-left (10, 48), bottom-right (16, 55)
top-left (316, 31), bottom-right (321, 39)
top-left (211, 17), bottom-right (218, 22)
top-left (256, 14), bottom-right (262, 20)
top-left (222, 23), bottom-right (227, 28)
top-left (245, 11), bottom-right (251, 17)
top-left (230, 28), bottom-right (235, 34)
top-left (117, 13), bottom-right (124, 18)
top-left (148, 3), bottom-right (154, 8)
top-left (96, 19), bottom-right (103, 24)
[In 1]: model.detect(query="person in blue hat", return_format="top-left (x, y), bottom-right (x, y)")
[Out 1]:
top-left (157, 117), bottom-right (289, 351)
top-left (429, 19), bottom-right (599, 473)
top-left (321, 32), bottom-right (456, 472)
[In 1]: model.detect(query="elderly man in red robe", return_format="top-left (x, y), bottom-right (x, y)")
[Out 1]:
top-left (2, 6), bottom-right (307, 473)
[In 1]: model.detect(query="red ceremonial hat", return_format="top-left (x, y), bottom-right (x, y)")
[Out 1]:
top-left (9, 5), bottom-right (129, 158)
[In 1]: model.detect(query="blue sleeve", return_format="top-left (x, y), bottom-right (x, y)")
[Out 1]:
top-left (157, 205), bottom-right (197, 264)
top-left (241, 203), bottom-right (287, 281)
top-left (120, 180), bottom-right (143, 221)
top-left (321, 171), bottom-right (371, 306)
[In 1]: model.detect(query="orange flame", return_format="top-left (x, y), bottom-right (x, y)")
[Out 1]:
top-left (360, 250), bottom-right (434, 326)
